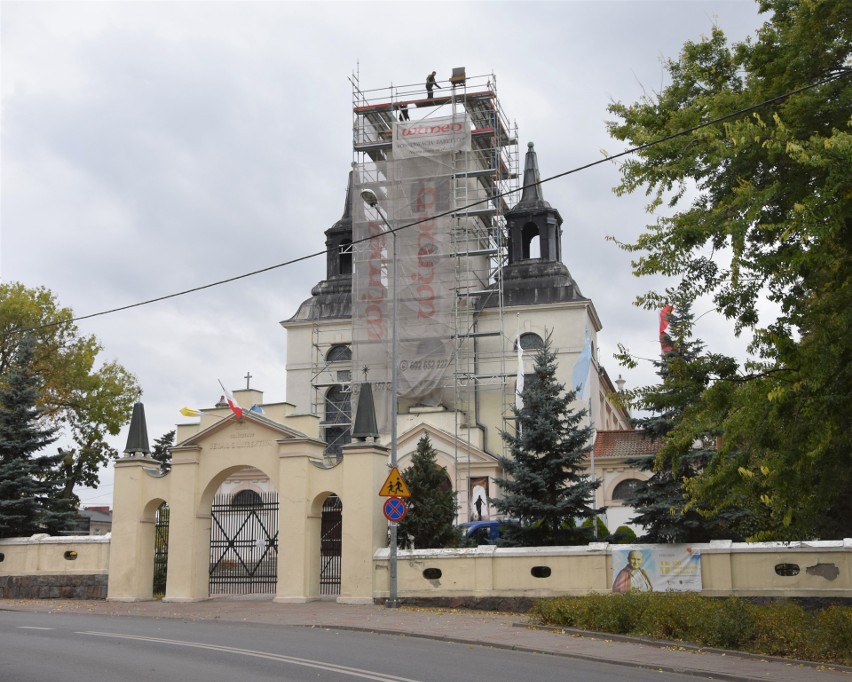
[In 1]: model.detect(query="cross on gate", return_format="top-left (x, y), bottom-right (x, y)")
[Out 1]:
top-left (244, 372), bottom-right (253, 390)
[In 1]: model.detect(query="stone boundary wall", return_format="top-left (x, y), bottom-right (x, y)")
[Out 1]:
top-left (0, 534), bottom-right (110, 600)
top-left (375, 539), bottom-right (852, 600)
top-left (0, 574), bottom-right (108, 600)
top-left (3, 534), bottom-right (851, 602)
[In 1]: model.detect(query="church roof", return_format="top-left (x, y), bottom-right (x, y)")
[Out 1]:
top-left (284, 171), bottom-right (354, 323)
top-left (326, 166), bottom-right (354, 236)
top-left (593, 430), bottom-right (660, 460)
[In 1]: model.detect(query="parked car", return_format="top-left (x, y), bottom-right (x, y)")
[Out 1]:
top-left (460, 520), bottom-right (502, 545)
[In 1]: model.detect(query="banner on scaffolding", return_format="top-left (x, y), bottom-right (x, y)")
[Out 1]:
top-left (393, 115), bottom-right (471, 158)
top-left (352, 116), bottom-right (469, 430)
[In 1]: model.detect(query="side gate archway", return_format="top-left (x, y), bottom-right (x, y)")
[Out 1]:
top-left (153, 502), bottom-right (170, 598)
top-left (320, 495), bottom-right (342, 596)
top-left (209, 490), bottom-right (279, 595)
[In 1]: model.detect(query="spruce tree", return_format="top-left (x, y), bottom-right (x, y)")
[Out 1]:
top-left (493, 332), bottom-right (599, 546)
top-left (151, 430), bottom-right (175, 474)
top-left (397, 435), bottom-right (461, 549)
top-left (0, 335), bottom-right (71, 538)
top-left (621, 304), bottom-right (750, 542)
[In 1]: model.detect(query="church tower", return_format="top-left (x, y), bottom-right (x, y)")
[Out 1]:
top-left (283, 173), bottom-right (356, 458)
top-left (498, 141), bottom-right (585, 308)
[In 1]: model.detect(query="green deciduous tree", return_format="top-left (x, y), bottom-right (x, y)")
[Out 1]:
top-left (396, 435), bottom-right (460, 549)
top-left (607, 0), bottom-right (852, 539)
top-left (493, 332), bottom-right (599, 546)
top-left (0, 282), bottom-right (140, 502)
top-left (0, 335), bottom-right (74, 538)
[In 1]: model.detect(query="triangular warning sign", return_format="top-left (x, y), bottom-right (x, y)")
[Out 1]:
top-left (379, 466), bottom-right (411, 498)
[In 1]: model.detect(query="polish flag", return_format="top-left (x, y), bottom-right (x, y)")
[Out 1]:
top-left (659, 306), bottom-right (674, 354)
top-left (218, 380), bottom-right (243, 419)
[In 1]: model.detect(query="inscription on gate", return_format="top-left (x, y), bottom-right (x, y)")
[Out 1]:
top-left (210, 431), bottom-right (273, 450)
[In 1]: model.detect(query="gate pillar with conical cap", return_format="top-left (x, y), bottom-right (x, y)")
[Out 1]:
top-left (351, 381), bottom-right (380, 441)
top-left (108, 402), bottom-right (162, 600)
top-left (124, 402), bottom-right (151, 456)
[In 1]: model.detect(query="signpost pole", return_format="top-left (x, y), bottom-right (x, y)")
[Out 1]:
top-left (387, 227), bottom-right (400, 608)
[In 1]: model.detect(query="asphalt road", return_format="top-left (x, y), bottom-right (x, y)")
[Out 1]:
top-left (1, 610), bottom-right (706, 682)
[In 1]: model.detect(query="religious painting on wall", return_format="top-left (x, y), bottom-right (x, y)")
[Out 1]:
top-left (611, 546), bottom-right (702, 593)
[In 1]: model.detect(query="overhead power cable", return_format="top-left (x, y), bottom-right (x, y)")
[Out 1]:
top-left (5, 68), bottom-right (849, 339)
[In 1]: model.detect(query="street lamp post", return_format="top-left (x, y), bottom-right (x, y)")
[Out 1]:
top-left (360, 188), bottom-right (400, 609)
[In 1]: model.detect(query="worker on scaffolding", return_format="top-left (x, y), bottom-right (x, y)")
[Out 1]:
top-left (426, 71), bottom-right (441, 100)
top-left (398, 103), bottom-right (410, 121)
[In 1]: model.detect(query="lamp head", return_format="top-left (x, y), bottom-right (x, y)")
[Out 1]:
top-left (360, 189), bottom-right (379, 207)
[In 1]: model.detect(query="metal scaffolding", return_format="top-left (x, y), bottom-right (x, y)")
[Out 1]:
top-left (347, 69), bottom-right (520, 511)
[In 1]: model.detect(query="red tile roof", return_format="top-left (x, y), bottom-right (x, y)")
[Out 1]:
top-left (592, 430), bottom-right (661, 459)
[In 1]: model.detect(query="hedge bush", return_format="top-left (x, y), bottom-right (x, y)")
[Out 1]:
top-left (531, 593), bottom-right (851, 665)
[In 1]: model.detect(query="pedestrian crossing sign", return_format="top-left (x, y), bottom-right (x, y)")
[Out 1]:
top-left (379, 467), bottom-right (410, 498)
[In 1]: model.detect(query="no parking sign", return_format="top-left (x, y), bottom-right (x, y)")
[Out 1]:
top-left (383, 496), bottom-right (407, 522)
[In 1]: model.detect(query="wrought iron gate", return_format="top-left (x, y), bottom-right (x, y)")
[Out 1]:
top-left (154, 503), bottom-right (169, 598)
top-left (209, 492), bottom-right (279, 595)
top-left (320, 495), bottom-right (342, 595)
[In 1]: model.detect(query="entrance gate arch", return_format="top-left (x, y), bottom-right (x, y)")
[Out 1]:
top-left (108, 408), bottom-right (390, 603)
top-left (209, 491), bottom-right (279, 595)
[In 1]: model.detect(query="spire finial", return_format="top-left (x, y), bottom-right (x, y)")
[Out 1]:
top-left (514, 141), bottom-right (549, 209)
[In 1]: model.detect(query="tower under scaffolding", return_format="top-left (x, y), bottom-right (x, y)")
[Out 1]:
top-left (348, 68), bottom-right (520, 516)
top-left (286, 69), bottom-right (634, 523)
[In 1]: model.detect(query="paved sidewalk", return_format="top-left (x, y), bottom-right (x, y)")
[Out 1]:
top-left (2, 597), bottom-right (848, 681)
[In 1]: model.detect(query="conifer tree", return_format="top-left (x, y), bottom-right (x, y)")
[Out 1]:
top-left (493, 332), bottom-right (599, 546)
top-left (397, 435), bottom-right (461, 549)
top-left (151, 430), bottom-right (175, 474)
top-left (0, 335), bottom-right (73, 538)
top-left (620, 304), bottom-right (749, 542)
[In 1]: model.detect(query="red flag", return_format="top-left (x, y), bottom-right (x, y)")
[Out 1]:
top-left (218, 380), bottom-right (243, 419)
top-left (659, 306), bottom-right (674, 353)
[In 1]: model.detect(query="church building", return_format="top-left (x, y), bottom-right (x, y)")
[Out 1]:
top-left (279, 71), bottom-right (645, 532)
top-left (109, 71), bottom-right (654, 603)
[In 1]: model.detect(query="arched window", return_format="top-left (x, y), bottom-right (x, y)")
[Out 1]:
top-left (326, 345), bottom-right (352, 362)
top-left (612, 478), bottom-right (642, 502)
top-left (231, 490), bottom-right (262, 508)
top-left (338, 240), bottom-right (352, 275)
top-left (517, 333), bottom-right (544, 351)
top-left (521, 222), bottom-right (540, 259)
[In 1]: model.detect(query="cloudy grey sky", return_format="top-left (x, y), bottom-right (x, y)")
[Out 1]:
top-left (2, 1), bottom-right (766, 506)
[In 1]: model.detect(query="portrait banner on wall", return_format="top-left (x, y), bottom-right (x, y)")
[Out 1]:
top-left (611, 546), bottom-right (702, 593)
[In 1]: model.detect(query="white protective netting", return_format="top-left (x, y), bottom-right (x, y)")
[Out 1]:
top-left (352, 115), bottom-right (471, 430)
